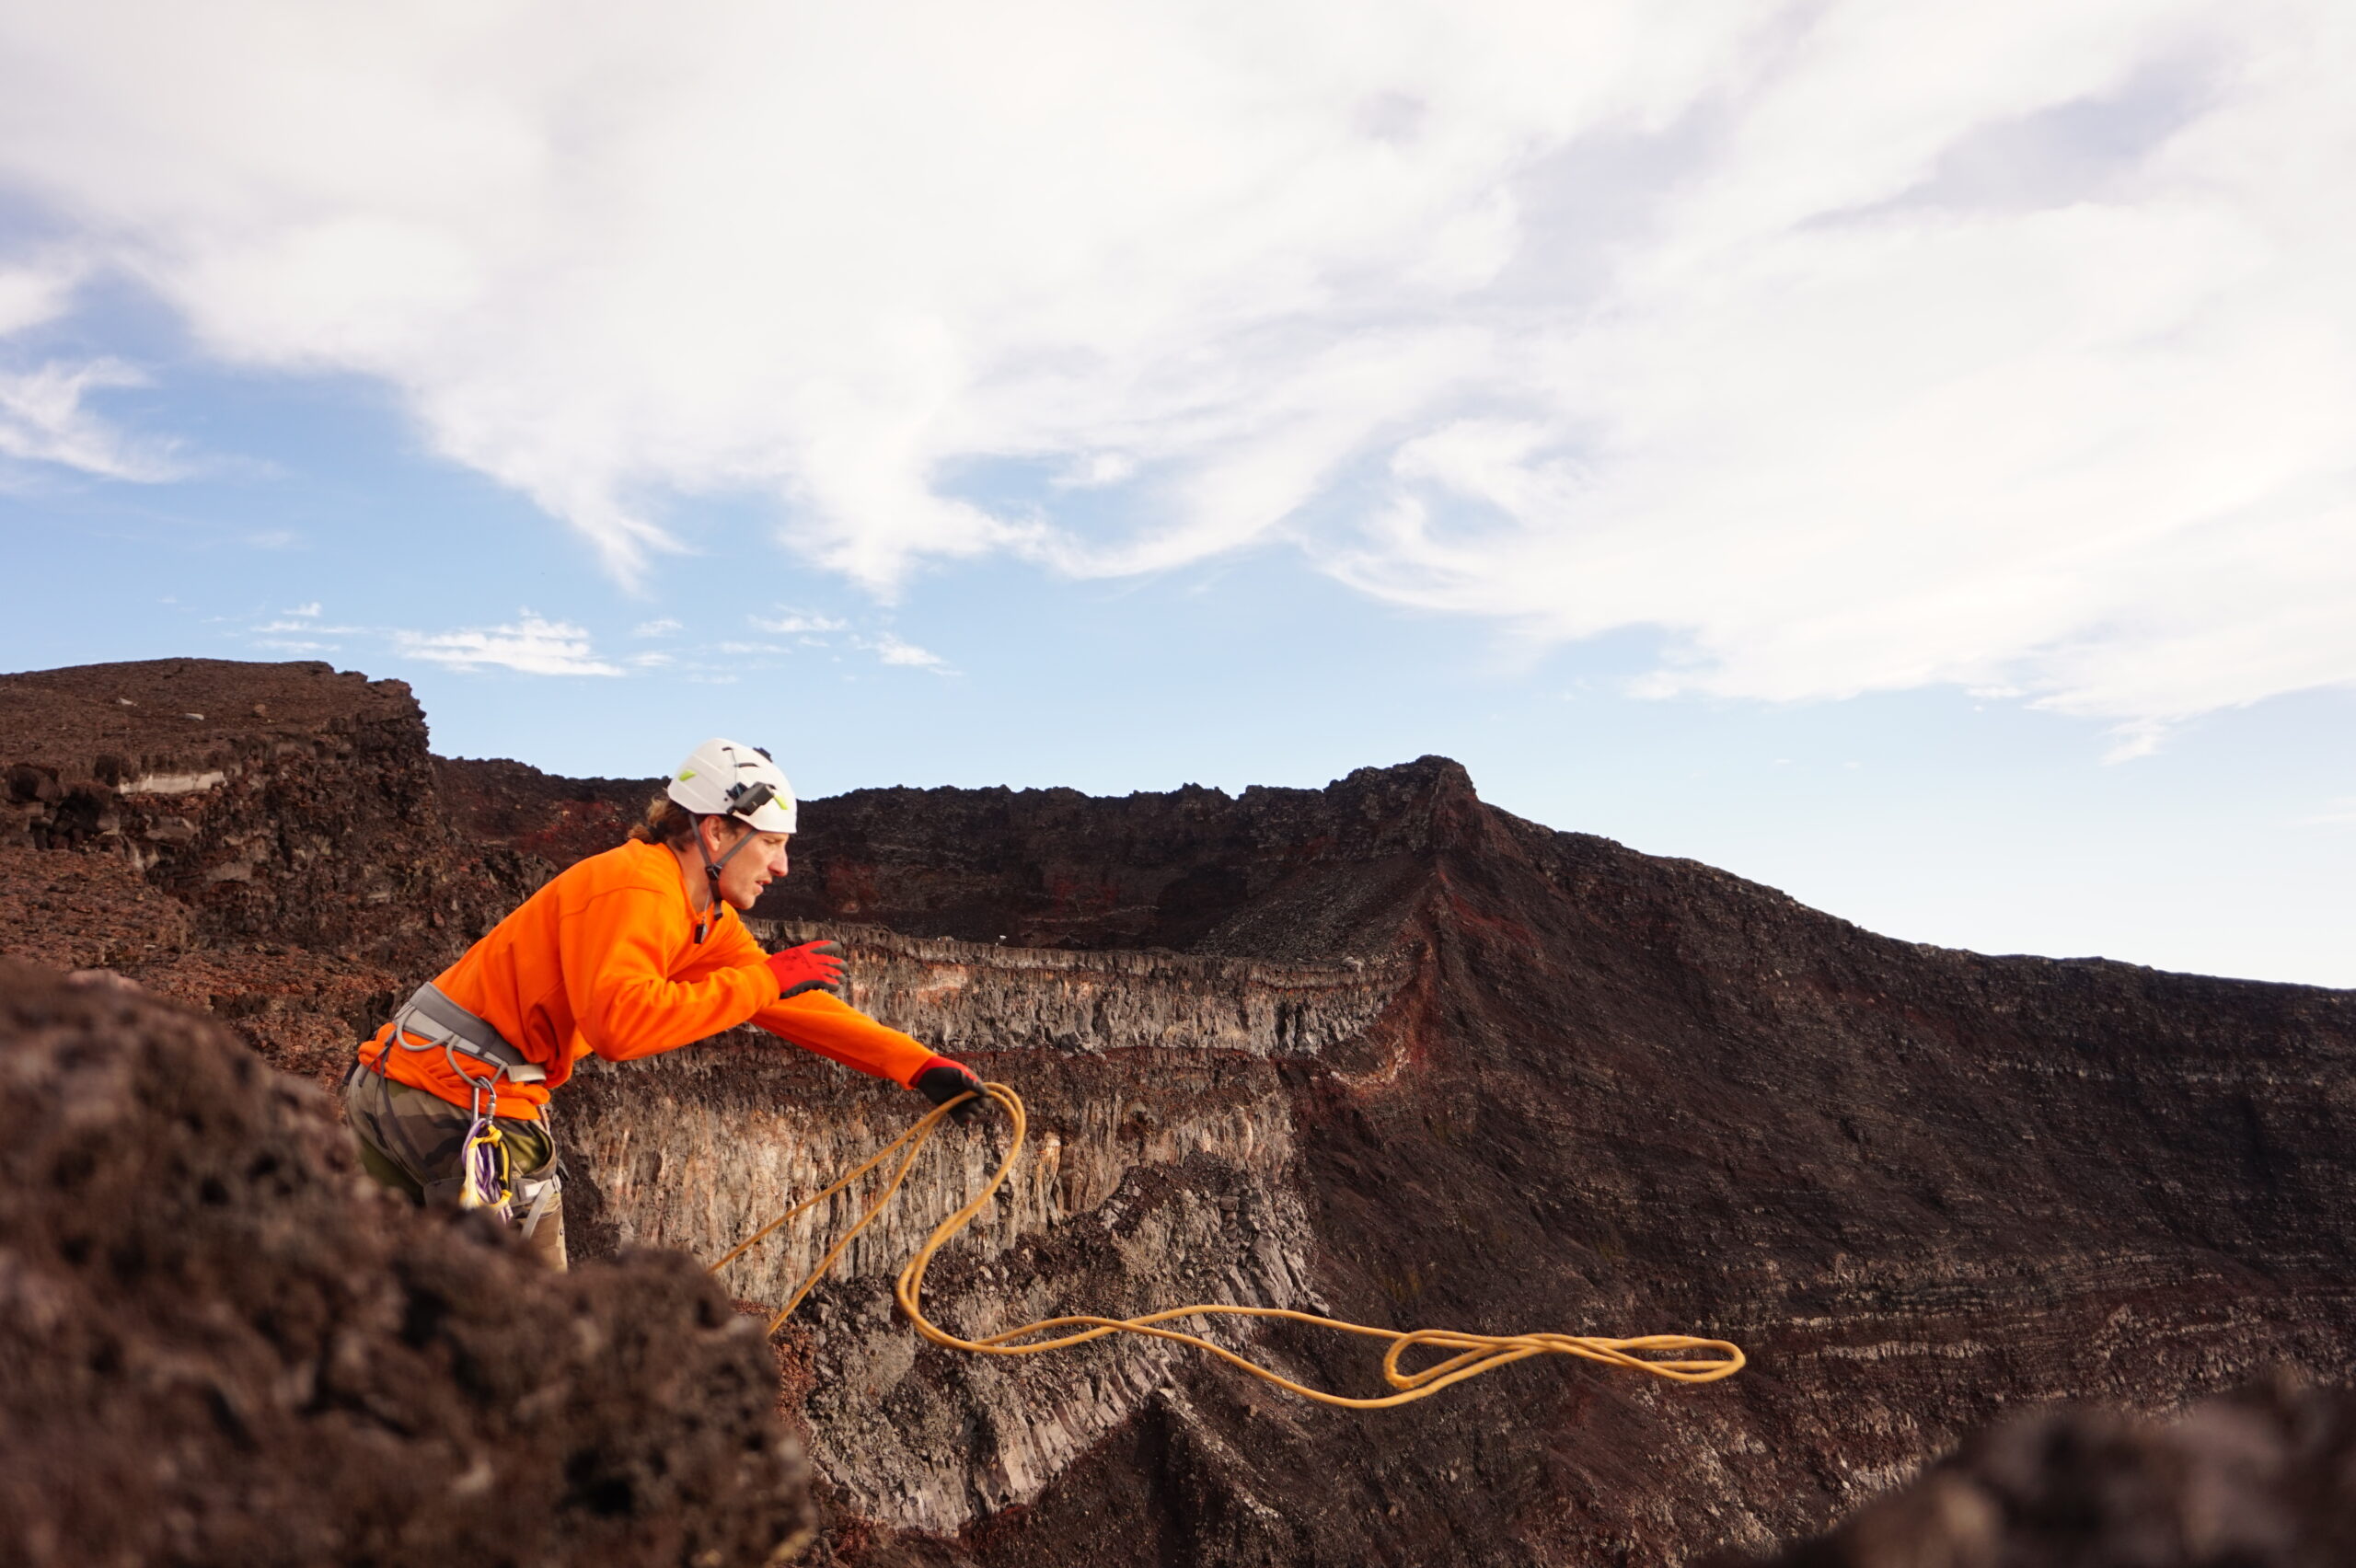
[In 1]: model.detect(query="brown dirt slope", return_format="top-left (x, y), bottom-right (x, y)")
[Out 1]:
top-left (0, 959), bottom-right (813, 1568)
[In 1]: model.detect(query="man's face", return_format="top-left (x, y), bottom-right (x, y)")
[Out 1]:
top-left (708, 822), bottom-right (791, 909)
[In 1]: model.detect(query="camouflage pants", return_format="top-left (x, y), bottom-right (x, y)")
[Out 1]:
top-left (341, 1060), bottom-right (568, 1270)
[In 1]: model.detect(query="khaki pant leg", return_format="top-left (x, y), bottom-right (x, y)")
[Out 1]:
top-left (507, 1121), bottom-right (568, 1273)
top-left (352, 1134), bottom-right (425, 1201)
top-left (342, 1060), bottom-right (568, 1270)
top-left (521, 1191), bottom-right (569, 1270)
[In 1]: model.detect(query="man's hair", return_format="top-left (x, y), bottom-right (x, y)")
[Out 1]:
top-left (629, 793), bottom-right (711, 848)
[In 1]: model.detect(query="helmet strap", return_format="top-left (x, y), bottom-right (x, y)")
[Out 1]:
top-left (692, 816), bottom-right (757, 942)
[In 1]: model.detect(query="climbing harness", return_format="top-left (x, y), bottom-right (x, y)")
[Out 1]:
top-left (374, 983), bottom-right (560, 1232)
top-left (712, 1084), bottom-right (1744, 1410)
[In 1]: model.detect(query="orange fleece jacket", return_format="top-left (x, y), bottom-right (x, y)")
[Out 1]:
top-left (358, 838), bottom-right (934, 1119)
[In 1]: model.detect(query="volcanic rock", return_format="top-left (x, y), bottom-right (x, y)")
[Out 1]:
top-left (546, 762), bottom-right (2356, 1567)
top-left (1701, 1374), bottom-right (2356, 1567)
top-left (0, 659), bottom-right (560, 1090)
top-left (433, 754), bottom-right (657, 872)
top-left (6, 656), bottom-right (2355, 1566)
top-left (0, 659), bottom-right (534, 967)
top-left (0, 959), bottom-right (813, 1568)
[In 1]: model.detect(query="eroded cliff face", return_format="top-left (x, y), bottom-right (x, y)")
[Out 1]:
top-left (554, 922), bottom-right (1401, 1536)
top-left (6, 658), bottom-right (2355, 1567)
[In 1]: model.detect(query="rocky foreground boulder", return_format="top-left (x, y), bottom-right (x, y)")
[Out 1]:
top-left (1702, 1375), bottom-right (2356, 1567)
top-left (0, 961), bottom-right (813, 1567)
top-left (6, 655), bottom-right (2356, 1565)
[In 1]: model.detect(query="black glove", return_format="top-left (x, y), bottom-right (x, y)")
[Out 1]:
top-left (914, 1055), bottom-right (986, 1123)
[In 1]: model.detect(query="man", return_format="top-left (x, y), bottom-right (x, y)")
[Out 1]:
top-left (342, 737), bottom-right (986, 1266)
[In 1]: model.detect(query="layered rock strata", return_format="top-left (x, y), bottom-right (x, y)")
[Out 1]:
top-left (555, 918), bottom-right (1405, 1533)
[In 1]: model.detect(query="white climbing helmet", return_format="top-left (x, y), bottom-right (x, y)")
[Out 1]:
top-left (667, 738), bottom-right (796, 833)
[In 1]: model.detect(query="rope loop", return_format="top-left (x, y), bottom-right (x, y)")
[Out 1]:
top-left (712, 1085), bottom-right (1745, 1408)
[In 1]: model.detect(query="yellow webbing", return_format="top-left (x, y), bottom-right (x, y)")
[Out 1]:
top-left (710, 1084), bottom-right (1744, 1409)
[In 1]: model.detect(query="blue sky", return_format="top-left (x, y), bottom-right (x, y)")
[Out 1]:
top-left (1, 1), bottom-right (2351, 986)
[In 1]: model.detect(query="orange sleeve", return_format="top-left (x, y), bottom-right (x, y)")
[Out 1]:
top-left (754, 989), bottom-right (938, 1087)
top-left (560, 886), bottom-right (779, 1060)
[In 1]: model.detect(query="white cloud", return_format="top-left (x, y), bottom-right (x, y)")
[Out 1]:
top-left (0, 1), bottom-right (2350, 725)
top-left (751, 611), bottom-right (848, 635)
top-left (0, 261), bottom-right (195, 482)
top-left (861, 633), bottom-right (949, 671)
top-left (251, 618), bottom-right (361, 633)
top-left (283, 601), bottom-right (321, 617)
top-left (0, 261), bottom-right (76, 337)
top-left (0, 358), bottom-right (188, 481)
top-left (394, 614), bottom-right (622, 676)
top-left (631, 617), bottom-right (681, 638)
top-left (2299, 797), bottom-right (2356, 827)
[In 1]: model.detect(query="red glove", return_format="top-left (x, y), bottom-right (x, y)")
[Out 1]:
top-left (913, 1055), bottom-right (985, 1122)
top-left (767, 940), bottom-right (845, 1001)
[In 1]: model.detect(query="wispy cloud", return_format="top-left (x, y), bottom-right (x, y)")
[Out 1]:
top-left (283, 602), bottom-right (321, 617)
top-left (0, 261), bottom-right (77, 338)
top-left (252, 618), bottom-right (361, 634)
top-left (752, 611), bottom-right (849, 636)
top-left (2, 3), bottom-right (2349, 728)
top-left (394, 614), bottom-right (622, 676)
top-left (631, 617), bottom-right (681, 638)
top-left (2298, 798), bottom-right (2356, 828)
top-left (2097, 719), bottom-right (2172, 766)
top-left (0, 359), bottom-right (188, 481)
top-left (860, 633), bottom-right (950, 672)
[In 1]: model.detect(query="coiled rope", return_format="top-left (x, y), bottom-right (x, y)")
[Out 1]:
top-left (710, 1083), bottom-right (1744, 1409)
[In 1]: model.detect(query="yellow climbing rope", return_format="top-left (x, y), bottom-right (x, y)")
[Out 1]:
top-left (710, 1084), bottom-right (1744, 1410)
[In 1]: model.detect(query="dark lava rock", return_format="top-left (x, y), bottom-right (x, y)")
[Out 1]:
top-left (0, 657), bottom-right (538, 972)
top-left (1701, 1375), bottom-right (2356, 1567)
top-left (0, 960), bottom-right (814, 1568)
top-left (749, 758), bottom-right (1471, 956)
top-left (7, 657), bottom-right (2356, 1568)
top-left (433, 755), bottom-right (658, 872)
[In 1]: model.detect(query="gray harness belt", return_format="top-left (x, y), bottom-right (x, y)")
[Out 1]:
top-left (385, 982), bottom-right (548, 1085)
top-left (367, 982), bottom-right (560, 1237)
